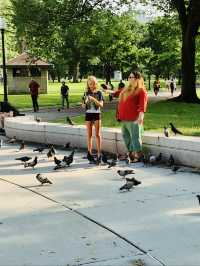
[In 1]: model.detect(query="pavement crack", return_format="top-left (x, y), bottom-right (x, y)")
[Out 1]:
top-left (0, 177), bottom-right (166, 266)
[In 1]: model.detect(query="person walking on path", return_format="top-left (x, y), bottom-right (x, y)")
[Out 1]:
top-left (60, 80), bottom-right (69, 109)
top-left (29, 79), bottom-right (39, 112)
top-left (153, 79), bottom-right (160, 96)
top-left (170, 79), bottom-right (175, 96)
top-left (117, 72), bottom-right (148, 162)
top-left (82, 76), bottom-right (104, 164)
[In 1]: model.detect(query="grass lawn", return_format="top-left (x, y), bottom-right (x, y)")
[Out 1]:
top-left (0, 80), bottom-right (200, 136)
top-left (54, 100), bottom-right (200, 137)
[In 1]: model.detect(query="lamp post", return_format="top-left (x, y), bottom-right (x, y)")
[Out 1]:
top-left (0, 17), bottom-right (8, 103)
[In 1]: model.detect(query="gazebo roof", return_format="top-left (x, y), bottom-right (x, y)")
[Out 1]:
top-left (6, 52), bottom-right (50, 68)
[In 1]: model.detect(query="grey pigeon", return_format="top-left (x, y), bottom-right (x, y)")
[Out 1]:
top-left (107, 159), bottom-right (117, 168)
top-left (101, 152), bottom-right (108, 164)
top-left (125, 177), bottom-right (141, 186)
top-left (119, 181), bottom-right (134, 191)
top-left (62, 150), bottom-right (75, 166)
top-left (164, 126), bottom-right (169, 137)
top-left (19, 141), bottom-right (25, 151)
top-left (35, 117), bottom-right (41, 123)
top-left (196, 195), bottom-right (200, 205)
top-left (172, 165), bottom-right (180, 173)
top-left (15, 156), bottom-right (32, 163)
top-left (54, 156), bottom-right (62, 166)
top-left (36, 174), bottom-right (52, 185)
top-left (156, 153), bottom-right (162, 163)
top-left (169, 123), bottom-right (183, 135)
top-left (167, 154), bottom-right (175, 167)
top-left (7, 136), bottom-right (17, 144)
top-left (33, 147), bottom-right (45, 153)
top-left (24, 156), bottom-right (38, 169)
top-left (54, 161), bottom-right (67, 170)
top-left (117, 169), bottom-right (135, 178)
top-left (66, 116), bottom-right (75, 126)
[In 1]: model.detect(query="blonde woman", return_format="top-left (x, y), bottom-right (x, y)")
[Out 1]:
top-left (117, 72), bottom-right (148, 162)
top-left (82, 76), bottom-right (104, 164)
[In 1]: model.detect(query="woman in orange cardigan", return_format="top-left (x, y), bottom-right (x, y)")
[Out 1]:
top-left (117, 72), bottom-right (148, 162)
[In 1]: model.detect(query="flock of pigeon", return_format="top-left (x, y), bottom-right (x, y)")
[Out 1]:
top-left (4, 134), bottom-right (184, 193)
top-left (2, 121), bottom-right (200, 203)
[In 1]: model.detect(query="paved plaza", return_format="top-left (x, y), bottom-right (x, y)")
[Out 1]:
top-left (0, 137), bottom-right (200, 266)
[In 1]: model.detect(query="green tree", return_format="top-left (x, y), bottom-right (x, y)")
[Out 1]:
top-left (142, 16), bottom-right (181, 80)
top-left (126, 0), bottom-right (200, 102)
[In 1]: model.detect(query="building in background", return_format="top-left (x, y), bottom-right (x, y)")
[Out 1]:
top-left (6, 52), bottom-right (50, 94)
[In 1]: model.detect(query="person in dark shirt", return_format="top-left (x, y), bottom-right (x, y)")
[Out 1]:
top-left (60, 80), bottom-right (69, 109)
top-left (29, 80), bottom-right (39, 112)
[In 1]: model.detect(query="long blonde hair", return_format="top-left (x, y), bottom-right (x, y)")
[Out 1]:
top-left (86, 75), bottom-right (98, 92)
top-left (119, 75), bottom-right (145, 102)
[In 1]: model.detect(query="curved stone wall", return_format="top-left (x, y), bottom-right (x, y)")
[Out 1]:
top-left (4, 116), bottom-right (200, 168)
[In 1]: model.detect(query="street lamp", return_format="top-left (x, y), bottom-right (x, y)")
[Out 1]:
top-left (0, 17), bottom-right (8, 103)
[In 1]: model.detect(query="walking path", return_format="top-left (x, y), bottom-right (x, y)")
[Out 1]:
top-left (0, 140), bottom-right (200, 265)
top-left (22, 90), bottom-right (181, 122)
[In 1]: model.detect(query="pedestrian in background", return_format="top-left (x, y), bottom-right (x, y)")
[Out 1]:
top-left (60, 80), bottom-right (69, 109)
top-left (82, 76), bottom-right (104, 164)
top-left (29, 79), bottom-right (39, 112)
top-left (117, 72), bottom-right (148, 162)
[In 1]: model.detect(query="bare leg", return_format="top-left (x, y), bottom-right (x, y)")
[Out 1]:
top-left (86, 121), bottom-right (93, 153)
top-left (94, 119), bottom-right (101, 156)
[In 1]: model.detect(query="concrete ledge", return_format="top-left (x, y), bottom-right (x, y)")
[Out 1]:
top-left (4, 116), bottom-right (200, 167)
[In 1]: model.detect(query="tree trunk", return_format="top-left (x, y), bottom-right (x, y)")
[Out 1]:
top-left (148, 74), bottom-right (151, 90)
top-left (179, 21), bottom-right (200, 102)
top-left (72, 61), bottom-right (80, 83)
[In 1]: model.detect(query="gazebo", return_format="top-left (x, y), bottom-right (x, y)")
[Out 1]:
top-left (6, 52), bottom-right (50, 94)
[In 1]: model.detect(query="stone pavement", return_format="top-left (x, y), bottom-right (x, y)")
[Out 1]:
top-left (0, 138), bottom-right (200, 266)
top-left (21, 90), bottom-right (181, 122)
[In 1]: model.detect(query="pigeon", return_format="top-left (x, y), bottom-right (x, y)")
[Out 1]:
top-left (196, 195), bottom-right (200, 205)
top-left (33, 147), bottom-right (45, 153)
top-left (107, 159), bottom-right (117, 168)
top-left (156, 153), bottom-right (162, 163)
top-left (66, 116), bottom-right (75, 126)
top-left (47, 149), bottom-right (53, 159)
top-left (169, 123), bottom-right (183, 135)
top-left (86, 152), bottom-right (96, 164)
top-left (19, 141), bottom-right (25, 151)
top-left (125, 177), bottom-right (141, 186)
top-left (62, 150), bottom-right (75, 166)
top-left (164, 126), bottom-right (169, 137)
top-left (36, 174), bottom-right (52, 185)
top-left (119, 181), bottom-right (134, 191)
top-left (7, 136), bottom-right (17, 144)
top-left (47, 146), bottom-right (55, 159)
top-left (101, 152), bottom-right (108, 164)
top-left (50, 145), bottom-right (56, 155)
top-left (24, 156), bottom-right (38, 169)
top-left (54, 161), bottom-right (67, 170)
top-left (139, 154), bottom-right (148, 165)
top-left (15, 156), bottom-right (32, 163)
top-left (167, 154), bottom-right (175, 167)
top-left (54, 156), bottom-right (62, 166)
top-left (64, 142), bottom-right (71, 149)
top-left (172, 165), bottom-right (180, 173)
top-left (35, 117), bottom-right (41, 123)
top-left (149, 155), bottom-right (156, 165)
top-left (117, 169), bottom-right (135, 178)
top-left (0, 139), bottom-right (3, 148)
